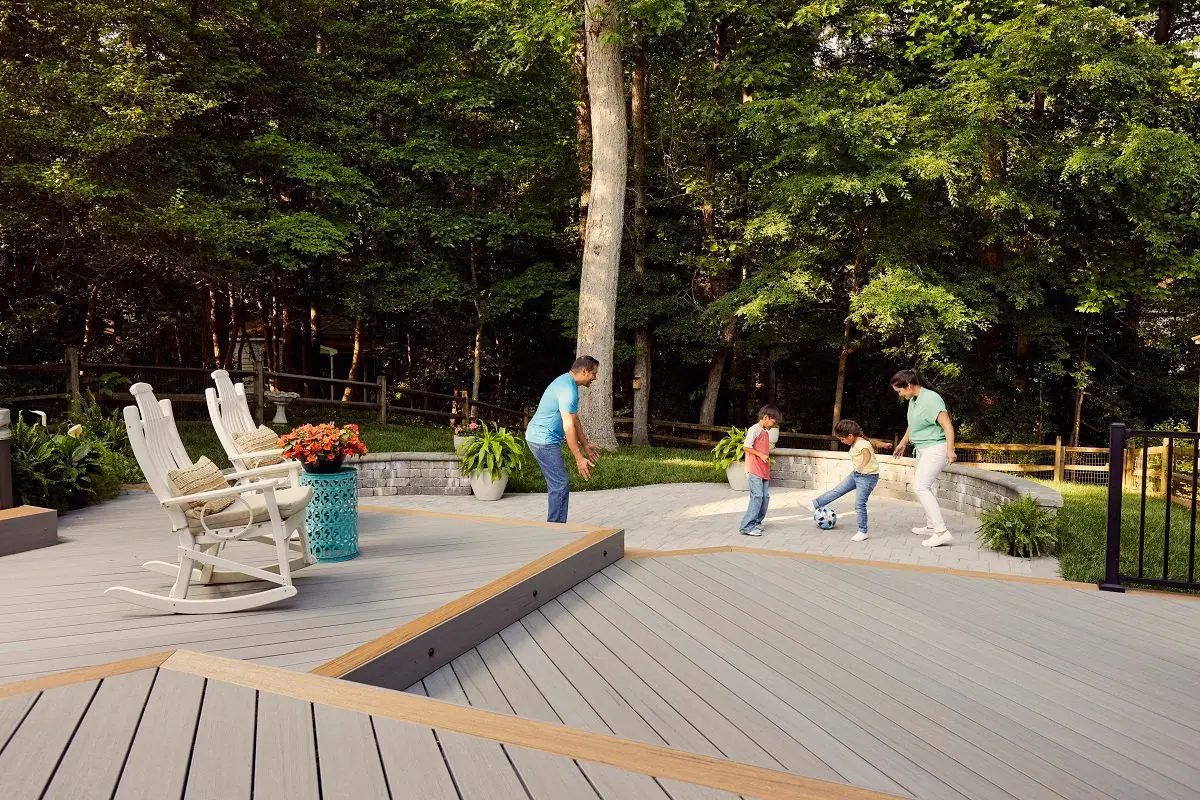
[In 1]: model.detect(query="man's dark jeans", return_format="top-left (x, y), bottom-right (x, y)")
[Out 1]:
top-left (529, 441), bottom-right (570, 523)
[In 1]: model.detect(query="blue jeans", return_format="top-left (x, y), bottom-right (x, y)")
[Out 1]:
top-left (739, 475), bottom-right (770, 532)
top-left (529, 441), bottom-right (570, 523)
top-left (815, 472), bottom-right (879, 533)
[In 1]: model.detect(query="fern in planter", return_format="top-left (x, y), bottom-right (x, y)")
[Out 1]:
top-left (459, 423), bottom-right (526, 479)
top-left (977, 496), bottom-right (1060, 558)
top-left (711, 427), bottom-right (746, 470)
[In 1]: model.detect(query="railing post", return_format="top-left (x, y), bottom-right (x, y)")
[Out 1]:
top-left (377, 376), bottom-right (388, 425)
top-left (254, 360), bottom-right (266, 426)
top-left (0, 408), bottom-right (13, 510)
top-left (64, 347), bottom-right (81, 414)
top-left (1100, 422), bottom-right (1128, 592)
top-left (1053, 435), bottom-right (1064, 483)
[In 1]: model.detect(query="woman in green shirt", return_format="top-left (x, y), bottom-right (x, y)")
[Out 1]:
top-left (891, 369), bottom-right (957, 548)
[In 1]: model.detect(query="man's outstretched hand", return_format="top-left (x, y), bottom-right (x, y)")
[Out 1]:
top-left (575, 454), bottom-right (594, 480)
top-left (585, 443), bottom-right (601, 462)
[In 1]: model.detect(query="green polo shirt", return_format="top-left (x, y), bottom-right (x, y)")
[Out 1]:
top-left (907, 388), bottom-right (948, 449)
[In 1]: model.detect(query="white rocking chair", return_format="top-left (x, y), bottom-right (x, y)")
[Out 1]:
top-left (105, 383), bottom-right (315, 614)
top-left (206, 369), bottom-right (294, 476)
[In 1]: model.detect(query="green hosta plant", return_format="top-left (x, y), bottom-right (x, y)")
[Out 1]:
top-left (977, 496), bottom-right (1060, 558)
top-left (459, 423), bottom-right (526, 480)
top-left (711, 427), bottom-right (746, 470)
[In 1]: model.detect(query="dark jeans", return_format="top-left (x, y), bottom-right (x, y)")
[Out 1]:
top-left (814, 472), bottom-right (879, 533)
top-left (528, 441), bottom-right (570, 523)
top-left (739, 475), bottom-right (770, 532)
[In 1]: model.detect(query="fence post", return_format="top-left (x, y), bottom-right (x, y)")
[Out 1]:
top-left (1100, 422), bottom-right (1128, 592)
top-left (1053, 436), bottom-right (1064, 483)
top-left (254, 360), bottom-right (266, 426)
top-left (0, 409), bottom-right (12, 510)
top-left (64, 347), bottom-right (81, 413)
top-left (377, 376), bottom-right (388, 425)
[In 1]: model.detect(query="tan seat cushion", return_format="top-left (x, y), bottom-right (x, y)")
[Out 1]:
top-left (231, 425), bottom-right (285, 468)
top-left (186, 484), bottom-right (312, 533)
top-left (167, 457), bottom-right (235, 516)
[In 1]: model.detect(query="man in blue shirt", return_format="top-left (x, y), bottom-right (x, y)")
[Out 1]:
top-left (525, 356), bottom-right (601, 522)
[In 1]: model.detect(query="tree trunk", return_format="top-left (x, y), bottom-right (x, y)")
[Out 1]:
top-left (699, 320), bottom-right (734, 426)
top-left (80, 283), bottom-right (99, 354)
top-left (573, 36), bottom-right (592, 245)
top-left (470, 187), bottom-right (483, 401)
top-left (631, 31), bottom-right (651, 447)
top-left (259, 293), bottom-right (274, 373)
top-left (575, 0), bottom-right (626, 450)
top-left (830, 258), bottom-right (861, 448)
top-left (1071, 329), bottom-right (1090, 448)
top-left (341, 316), bottom-right (363, 403)
top-left (1155, 1), bottom-right (1177, 44)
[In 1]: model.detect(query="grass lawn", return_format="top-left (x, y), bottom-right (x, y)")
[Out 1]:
top-left (1053, 481), bottom-right (1200, 586)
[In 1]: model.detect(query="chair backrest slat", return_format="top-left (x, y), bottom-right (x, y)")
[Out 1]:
top-left (207, 370), bottom-right (258, 463)
top-left (126, 383), bottom-right (203, 529)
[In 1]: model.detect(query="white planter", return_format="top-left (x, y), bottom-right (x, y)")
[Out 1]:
top-left (469, 470), bottom-right (508, 501)
top-left (726, 461), bottom-right (749, 491)
top-left (453, 435), bottom-right (470, 452)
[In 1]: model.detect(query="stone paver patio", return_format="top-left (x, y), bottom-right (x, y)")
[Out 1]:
top-left (367, 483), bottom-right (1062, 579)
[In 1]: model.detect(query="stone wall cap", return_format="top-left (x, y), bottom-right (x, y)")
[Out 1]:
top-left (347, 451), bottom-right (458, 464)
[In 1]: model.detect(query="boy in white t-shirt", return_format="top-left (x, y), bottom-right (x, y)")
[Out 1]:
top-left (811, 419), bottom-right (879, 541)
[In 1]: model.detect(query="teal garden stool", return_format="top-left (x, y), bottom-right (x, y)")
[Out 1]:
top-left (300, 467), bottom-right (359, 562)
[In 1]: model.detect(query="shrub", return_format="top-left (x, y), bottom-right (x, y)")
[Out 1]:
top-left (711, 427), bottom-right (745, 470)
top-left (977, 496), bottom-right (1060, 558)
top-left (68, 394), bottom-right (131, 454)
top-left (9, 411), bottom-right (138, 512)
top-left (459, 423), bottom-right (526, 480)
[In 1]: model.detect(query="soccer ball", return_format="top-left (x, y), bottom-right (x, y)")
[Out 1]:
top-left (814, 507), bottom-right (838, 530)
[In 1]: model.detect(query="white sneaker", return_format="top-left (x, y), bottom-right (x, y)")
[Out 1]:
top-left (740, 527), bottom-right (763, 537)
top-left (922, 531), bottom-right (953, 547)
top-left (912, 525), bottom-right (937, 535)
top-left (850, 531), bottom-right (869, 542)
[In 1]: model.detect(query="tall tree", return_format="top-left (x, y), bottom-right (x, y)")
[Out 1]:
top-left (575, 0), bottom-right (626, 449)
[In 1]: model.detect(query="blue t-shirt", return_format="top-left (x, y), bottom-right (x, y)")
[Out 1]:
top-left (525, 373), bottom-right (579, 445)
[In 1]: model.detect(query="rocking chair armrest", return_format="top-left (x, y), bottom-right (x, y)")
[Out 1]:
top-left (236, 447), bottom-right (285, 460)
top-left (228, 461), bottom-right (301, 482)
top-left (161, 478), bottom-right (289, 507)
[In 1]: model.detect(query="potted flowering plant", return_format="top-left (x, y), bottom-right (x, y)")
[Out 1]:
top-left (280, 422), bottom-right (368, 473)
top-left (452, 419), bottom-right (481, 452)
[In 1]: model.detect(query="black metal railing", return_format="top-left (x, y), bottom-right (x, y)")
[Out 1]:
top-left (1101, 423), bottom-right (1200, 592)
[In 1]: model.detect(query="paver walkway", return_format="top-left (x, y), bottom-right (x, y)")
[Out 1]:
top-left (368, 483), bottom-right (1062, 579)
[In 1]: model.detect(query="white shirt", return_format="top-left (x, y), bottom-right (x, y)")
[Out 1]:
top-left (744, 423), bottom-right (779, 451)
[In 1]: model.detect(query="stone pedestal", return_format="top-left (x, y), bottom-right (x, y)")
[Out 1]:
top-left (265, 391), bottom-right (300, 425)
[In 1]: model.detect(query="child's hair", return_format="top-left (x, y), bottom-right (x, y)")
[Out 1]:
top-left (834, 419), bottom-right (864, 437)
top-left (890, 368), bottom-right (936, 390)
top-left (758, 405), bottom-right (782, 422)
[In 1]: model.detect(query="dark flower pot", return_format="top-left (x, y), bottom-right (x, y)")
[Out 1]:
top-left (303, 455), bottom-right (346, 474)
top-left (67, 489), bottom-right (89, 511)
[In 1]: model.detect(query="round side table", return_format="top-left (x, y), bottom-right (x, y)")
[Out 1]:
top-left (300, 467), bottom-right (359, 562)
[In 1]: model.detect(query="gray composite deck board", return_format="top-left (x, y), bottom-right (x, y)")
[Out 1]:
top-left (184, 678), bottom-right (256, 800)
top-left (0, 680), bottom-right (97, 798)
top-left (654, 555), bottom-right (1118, 800)
top-left (254, 691), bottom-right (321, 800)
top-left (313, 702), bottom-right (392, 798)
top-left (0, 691), bottom-right (37, 751)
top-left (0, 492), bottom-right (580, 681)
top-left (784, 557), bottom-right (1200, 783)
top-left (749, 556), bottom-right (1200, 799)
top-left (451, 647), bottom-right (601, 800)
top-left (114, 669), bottom-right (206, 800)
top-left (419, 669), bottom-right (531, 800)
top-left (563, 578), bottom-right (843, 782)
top-left (44, 669), bottom-right (157, 800)
top-left (709, 554), bottom-right (1200, 799)
top-left (472, 626), bottom-right (681, 800)
top-left (372, 714), bottom-right (461, 800)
